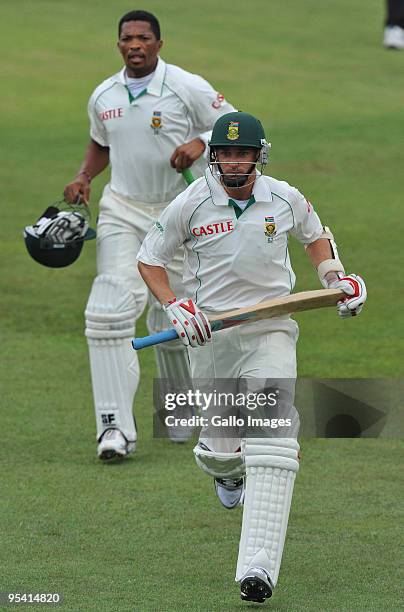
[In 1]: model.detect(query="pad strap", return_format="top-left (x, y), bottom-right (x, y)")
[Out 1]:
top-left (85, 274), bottom-right (137, 339)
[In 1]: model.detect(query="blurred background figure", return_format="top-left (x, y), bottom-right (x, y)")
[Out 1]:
top-left (383, 0), bottom-right (404, 48)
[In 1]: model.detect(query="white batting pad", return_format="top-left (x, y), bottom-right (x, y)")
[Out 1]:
top-left (236, 438), bottom-right (300, 586)
top-left (147, 301), bottom-right (194, 441)
top-left (85, 274), bottom-right (138, 339)
top-left (85, 274), bottom-right (139, 442)
top-left (193, 443), bottom-right (245, 479)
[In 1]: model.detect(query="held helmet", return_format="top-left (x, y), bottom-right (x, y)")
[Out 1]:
top-left (24, 200), bottom-right (96, 268)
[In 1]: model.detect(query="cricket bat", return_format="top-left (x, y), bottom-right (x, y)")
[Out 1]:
top-left (132, 289), bottom-right (345, 350)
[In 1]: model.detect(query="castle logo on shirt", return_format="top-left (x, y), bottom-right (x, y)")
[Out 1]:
top-left (227, 121), bottom-right (239, 141)
top-left (99, 108), bottom-right (124, 121)
top-left (191, 219), bottom-right (234, 237)
top-left (264, 216), bottom-right (276, 242)
top-left (151, 111), bottom-right (162, 132)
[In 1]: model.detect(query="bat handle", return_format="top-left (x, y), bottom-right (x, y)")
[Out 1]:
top-left (132, 328), bottom-right (179, 350)
top-left (182, 168), bottom-right (195, 186)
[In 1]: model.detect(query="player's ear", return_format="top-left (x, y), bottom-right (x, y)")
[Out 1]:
top-left (158, 39), bottom-right (163, 52)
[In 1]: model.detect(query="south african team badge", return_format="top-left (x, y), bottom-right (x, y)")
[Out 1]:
top-left (227, 121), bottom-right (239, 141)
top-left (151, 111), bottom-right (162, 133)
top-left (264, 216), bottom-right (276, 242)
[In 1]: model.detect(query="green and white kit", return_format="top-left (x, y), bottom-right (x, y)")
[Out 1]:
top-left (89, 57), bottom-right (234, 203)
top-left (86, 57), bottom-right (235, 445)
top-left (137, 169), bottom-right (324, 312)
top-left (138, 166), bottom-right (325, 590)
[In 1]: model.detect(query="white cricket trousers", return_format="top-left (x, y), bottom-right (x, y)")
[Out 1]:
top-left (96, 184), bottom-right (184, 296)
top-left (188, 317), bottom-right (299, 454)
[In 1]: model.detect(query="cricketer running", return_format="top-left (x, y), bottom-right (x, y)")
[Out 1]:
top-left (137, 111), bottom-right (367, 603)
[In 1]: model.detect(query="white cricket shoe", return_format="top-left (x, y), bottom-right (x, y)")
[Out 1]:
top-left (214, 477), bottom-right (244, 509)
top-left (97, 428), bottom-right (136, 461)
top-left (383, 26), bottom-right (404, 49)
top-left (240, 567), bottom-right (273, 603)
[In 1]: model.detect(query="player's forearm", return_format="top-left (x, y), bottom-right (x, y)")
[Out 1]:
top-left (306, 238), bottom-right (333, 268)
top-left (138, 262), bottom-right (176, 305)
top-left (77, 139), bottom-right (110, 181)
top-left (306, 236), bottom-right (346, 286)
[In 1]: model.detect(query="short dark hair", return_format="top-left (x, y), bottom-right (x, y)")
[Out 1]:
top-left (118, 10), bottom-right (161, 39)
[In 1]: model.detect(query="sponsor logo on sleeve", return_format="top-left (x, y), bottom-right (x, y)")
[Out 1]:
top-left (212, 93), bottom-right (225, 109)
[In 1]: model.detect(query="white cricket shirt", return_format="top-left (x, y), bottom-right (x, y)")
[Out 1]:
top-left (88, 57), bottom-right (235, 204)
top-left (137, 170), bottom-right (324, 312)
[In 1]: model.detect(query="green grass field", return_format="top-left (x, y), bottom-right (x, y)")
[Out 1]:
top-left (1, 1), bottom-right (403, 610)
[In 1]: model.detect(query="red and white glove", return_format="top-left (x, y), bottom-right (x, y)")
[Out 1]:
top-left (164, 297), bottom-right (212, 347)
top-left (327, 273), bottom-right (367, 318)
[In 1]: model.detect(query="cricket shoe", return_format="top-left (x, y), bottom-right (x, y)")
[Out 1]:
top-left (383, 26), bottom-right (404, 49)
top-left (240, 567), bottom-right (273, 603)
top-left (214, 477), bottom-right (244, 509)
top-left (97, 428), bottom-right (136, 461)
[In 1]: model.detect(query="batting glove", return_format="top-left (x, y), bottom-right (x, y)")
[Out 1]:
top-left (164, 297), bottom-right (212, 347)
top-left (328, 273), bottom-right (367, 318)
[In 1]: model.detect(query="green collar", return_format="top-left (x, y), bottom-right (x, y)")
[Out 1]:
top-left (228, 195), bottom-right (256, 219)
top-left (125, 85), bottom-right (147, 104)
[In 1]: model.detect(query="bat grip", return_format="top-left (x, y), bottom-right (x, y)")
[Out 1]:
top-left (132, 328), bottom-right (179, 350)
top-left (182, 168), bottom-right (195, 185)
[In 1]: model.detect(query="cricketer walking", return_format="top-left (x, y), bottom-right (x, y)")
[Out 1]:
top-left (62, 10), bottom-right (235, 459)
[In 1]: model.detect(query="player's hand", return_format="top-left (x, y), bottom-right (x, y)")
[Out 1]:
top-left (170, 138), bottom-right (206, 172)
top-left (63, 175), bottom-right (91, 205)
top-left (328, 274), bottom-right (367, 318)
top-left (164, 297), bottom-right (212, 347)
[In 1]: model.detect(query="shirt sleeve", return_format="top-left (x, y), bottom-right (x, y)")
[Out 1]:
top-left (184, 74), bottom-right (236, 142)
top-left (87, 92), bottom-right (108, 147)
top-left (288, 187), bottom-right (324, 244)
top-left (137, 192), bottom-right (189, 267)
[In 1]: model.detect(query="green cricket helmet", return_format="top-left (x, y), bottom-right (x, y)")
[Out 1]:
top-left (209, 111), bottom-right (271, 166)
top-left (209, 111), bottom-right (267, 149)
top-left (209, 112), bottom-right (271, 186)
top-left (24, 200), bottom-right (96, 268)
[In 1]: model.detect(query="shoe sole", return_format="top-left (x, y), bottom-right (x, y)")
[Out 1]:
top-left (98, 448), bottom-right (127, 461)
top-left (240, 576), bottom-right (272, 603)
